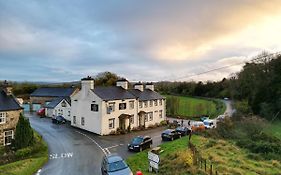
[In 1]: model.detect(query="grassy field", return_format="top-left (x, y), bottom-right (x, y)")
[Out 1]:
top-left (126, 135), bottom-right (281, 175)
top-left (0, 131), bottom-right (48, 175)
top-left (165, 95), bottom-right (226, 119)
top-left (264, 121), bottom-right (281, 140)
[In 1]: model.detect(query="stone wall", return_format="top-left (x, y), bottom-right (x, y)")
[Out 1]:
top-left (0, 109), bottom-right (22, 145)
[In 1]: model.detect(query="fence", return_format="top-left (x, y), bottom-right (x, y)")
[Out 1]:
top-left (189, 142), bottom-right (219, 175)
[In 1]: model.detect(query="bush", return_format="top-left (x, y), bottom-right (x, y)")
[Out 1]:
top-left (15, 147), bottom-right (32, 159)
top-left (14, 114), bottom-right (34, 150)
top-left (160, 120), bottom-right (168, 126)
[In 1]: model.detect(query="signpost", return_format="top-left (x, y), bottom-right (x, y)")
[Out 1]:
top-left (148, 147), bottom-right (161, 173)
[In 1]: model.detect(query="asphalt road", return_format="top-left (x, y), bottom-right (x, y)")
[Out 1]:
top-left (27, 100), bottom-right (234, 175)
top-left (26, 113), bottom-right (165, 175)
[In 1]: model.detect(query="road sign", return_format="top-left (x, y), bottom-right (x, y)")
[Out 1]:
top-left (149, 160), bottom-right (159, 169)
top-left (148, 151), bottom-right (160, 163)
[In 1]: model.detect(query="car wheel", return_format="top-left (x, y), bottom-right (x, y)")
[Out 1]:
top-left (171, 137), bottom-right (174, 141)
top-left (149, 143), bottom-right (152, 148)
top-left (179, 134), bottom-right (182, 138)
top-left (139, 146), bottom-right (143, 152)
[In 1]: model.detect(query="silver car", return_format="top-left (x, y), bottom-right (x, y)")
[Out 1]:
top-left (101, 154), bottom-right (133, 175)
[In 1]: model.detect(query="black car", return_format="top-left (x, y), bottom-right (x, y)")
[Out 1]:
top-left (128, 136), bottom-right (152, 152)
top-left (52, 115), bottom-right (66, 124)
top-left (175, 127), bottom-right (191, 136)
top-left (161, 129), bottom-right (181, 141)
top-left (101, 154), bottom-right (133, 175)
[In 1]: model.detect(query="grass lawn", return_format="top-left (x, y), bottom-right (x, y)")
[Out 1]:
top-left (264, 121), bottom-right (281, 140)
top-left (165, 95), bottom-right (226, 119)
top-left (0, 131), bottom-right (48, 175)
top-left (126, 135), bottom-right (281, 175)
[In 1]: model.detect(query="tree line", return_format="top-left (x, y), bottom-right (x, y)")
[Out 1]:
top-left (156, 52), bottom-right (281, 120)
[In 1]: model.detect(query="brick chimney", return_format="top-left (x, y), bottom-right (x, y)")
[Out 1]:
top-left (2, 80), bottom-right (12, 96)
top-left (116, 78), bottom-right (129, 90)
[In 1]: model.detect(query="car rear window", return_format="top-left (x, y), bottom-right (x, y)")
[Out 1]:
top-left (108, 160), bottom-right (128, 172)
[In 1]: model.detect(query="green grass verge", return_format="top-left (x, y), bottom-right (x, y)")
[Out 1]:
top-left (0, 131), bottom-right (48, 175)
top-left (127, 135), bottom-right (281, 175)
top-left (165, 95), bottom-right (226, 119)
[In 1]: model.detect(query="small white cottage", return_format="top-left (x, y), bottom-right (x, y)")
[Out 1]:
top-left (71, 77), bottom-right (166, 135)
top-left (45, 97), bottom-right (71, 121)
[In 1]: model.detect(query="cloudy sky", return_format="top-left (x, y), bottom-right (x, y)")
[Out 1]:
top-left (1, 0), bottom-right (281, 82)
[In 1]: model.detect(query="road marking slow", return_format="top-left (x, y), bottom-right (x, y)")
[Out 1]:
top-left (75, 130), bottom-right (107, 155)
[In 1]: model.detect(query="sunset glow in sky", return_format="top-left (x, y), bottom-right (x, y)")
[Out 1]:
top-left (1, 0), bottom-right (281, 82)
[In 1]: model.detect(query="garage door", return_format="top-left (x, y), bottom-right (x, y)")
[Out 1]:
top-left (22, 104), bottom-right (30, 112)
top-left (32, 104), bottom-right (41, 112)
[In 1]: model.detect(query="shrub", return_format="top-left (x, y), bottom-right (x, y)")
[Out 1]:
top-left (13, 114), bottom-right (34, 150)
top-left (15, 147), bottom-right (32, 159)
top-left (160, 120), bottom-right (168, 126)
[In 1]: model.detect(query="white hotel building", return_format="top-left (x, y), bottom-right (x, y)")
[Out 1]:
top-left (71, 77), bottom-right (166, 135)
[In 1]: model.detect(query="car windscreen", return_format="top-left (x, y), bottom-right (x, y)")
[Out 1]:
top-left (131, 137), bottom-right (143, 144)
top-left (108, 160), bottom-right (128, 172)
top-left (163, 130), bottom-right (172, 134)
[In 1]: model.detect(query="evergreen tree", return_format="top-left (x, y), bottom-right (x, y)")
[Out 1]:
top-left (13, 114), bottom-right (34, 150)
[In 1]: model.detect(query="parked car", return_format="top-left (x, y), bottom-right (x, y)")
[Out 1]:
top-left (216, 115), bottom-right (225, 122)
top-left (101, 154), bottom-right (133, 175)
top-left (161, 129), bottom-right (181, 141)
top-left (175, 127), bottom-right (191, 136)
top-left (191, 121), bottom-right (205, 132)
top-left (200, 116), bottom-right (209, 122)
top-left (128, 136), bottom-right (152, 152)
top-left (36, 108), bottom-right (45, 117)
top-left (52, 115), bottom-right (66, 124)
top-left (203, 119), bottom-right (216, 129)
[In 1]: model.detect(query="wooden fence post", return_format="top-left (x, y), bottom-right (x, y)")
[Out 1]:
top-left (210, 164), bottom-right (213, 175)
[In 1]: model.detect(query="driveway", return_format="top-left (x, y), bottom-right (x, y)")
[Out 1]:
top-left (26, 113), bottom-right (164, 175)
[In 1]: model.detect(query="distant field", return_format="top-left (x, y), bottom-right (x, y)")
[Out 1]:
top-left (126, 135), bottom-right (281, 175)
top-left (165, 95), bottom-right (225, 119)
top-left (265, 121), bottom-right (281, 140)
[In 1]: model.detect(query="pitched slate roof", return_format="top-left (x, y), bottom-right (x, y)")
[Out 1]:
top-left (30, 87), bottom-right (76, 97)
top-left (0, 89), bottom-right (22, 111)
top-left (92, 86), bottom-right (136, 101)
top-left (128, 89), bottom-right (164, 101)
top-left (45, 97), bottom-right (71, 109)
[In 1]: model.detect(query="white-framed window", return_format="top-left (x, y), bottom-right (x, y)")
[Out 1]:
top-left (61, 100), bottom-right (67, 107)
top-left (81, 117), bottom-right (85, 126)
top-left (155, 111), bottom-right (158, 118)
top-left (159, 110), bottom-right (163, 118)
top-left (129, 101), bottom-right (134, 110)
top-left (91, 104), bottom-right (98, 111)
top-left (139, 102), bottom-right (143, 108)
top-left (73, 116), bottom-right (76, 124)
top-left (149, 112), bottom-right (153, 121)
top-left (159, 99), bottom-right (162, 106)
top-left (149, 100), bottom-right (153, 107)
top-left (154, 100), bottom-right (158, 106)
top-left (119, 103), bottom-right (126, 110)
top-left (144, 113), bottom-right (148, 122)
top-left (130, 115), bottom-right (134, 124)
top-left (109, 118), bottom-right (115, 129)
top-left (4, 130), bottom-right (13, 146)
top-left (0, 112), bottom-right (6, 124)
top-left (107, 102), bottom-right (115, 114)
top-left (144, 101), bottom-right (148, 108)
